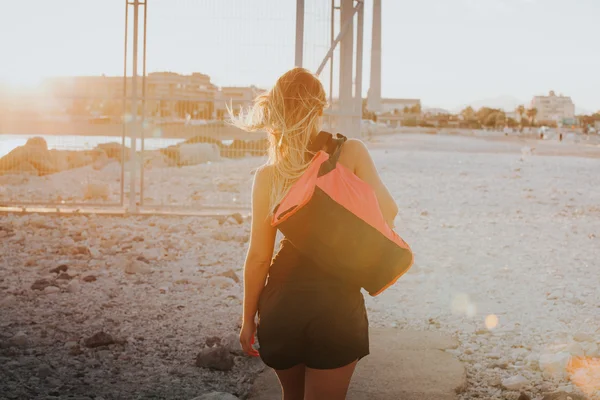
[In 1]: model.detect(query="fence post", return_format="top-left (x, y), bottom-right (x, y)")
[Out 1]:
top-left (355, 0), bottom-right (364, 136)
top-left (295, 0), bottom-right (305, 68)
top-left (339, 0), bottom-right (355, 137)
top-left (368, 0), bottom-right (382, 113)
top-left (128, 0), bottom-right (140, 213)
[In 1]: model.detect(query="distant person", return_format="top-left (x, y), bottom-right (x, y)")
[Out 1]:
top-left (231, 67), bottom-right (398, 400)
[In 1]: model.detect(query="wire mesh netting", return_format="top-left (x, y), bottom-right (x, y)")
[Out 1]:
top-left (0, 1), bottom-right (129, 208)
top-left (0, 0), bottom-right (370, 213)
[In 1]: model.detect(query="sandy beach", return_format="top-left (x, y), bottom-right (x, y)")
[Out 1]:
top-left (1, 132), bottom-right (599, 399)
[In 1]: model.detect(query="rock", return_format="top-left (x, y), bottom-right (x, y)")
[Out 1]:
top-left (82, 275), bottom-right (97, 283)
top-left (84, 182), bottom-right (110, 200)
top-left (141, 248), bottom-right (162, 261)
top-left (125, 259), bottom-right (152, 275)
top-left (9, 332), bottom-right (28, 348)
top-left (208, 276), bottom-right (236, 289)
top-left (541, 392), bottom-right (587, 400)
top-left (96, 142), bottom-right (129, 160)
top-left (31, 279), bottom-right (51, 291)
top-left (84, 332), bottom-right (115, 348)
top-left (0, 141), bottom-right (56, 175)
top-left (205, 336), bottom-right (222, 347)
top-left (580, 341), bottom-right (599, 357)
top-left (222, 333), bottom-right (245, 356)
top-left (69, 344), bottom-right (83, 356)
top-left (72, 245), bottom-right (92, 256)
top-left (38, 364), bottom-right (52, 378)
top-left (26, 136), bottom-right (48, 151)
top-left (56, 272), bottom-right (73, 280)
top-left (502, 375), bottom-right (529, 390)
top-left (230, 213), bottom-right (244, 224)
top-left (572, 332), bottom-right (595, 342)
top-left (174, 143), bottom-right (220, 166)
top-left (191, 392), bottom-right (240, 400)
top-left (539, 352), bottom-right (571, 378)
top-left (67, 280), bottom-right (80, 293)
top-left (195, 346), bottom-right (234, 371)
top-left (44, 286), bottom-right (60, 294)
top-left (50, 264), bottom-right (68, 274)
top-left (489, 361), bottom-right (508, 369)
top-left (217, 269), bottom-right (240, 284)
top-left (565, 342), bottom-right (585, 357)
top-left (518, 394), bottom-right (531, 400)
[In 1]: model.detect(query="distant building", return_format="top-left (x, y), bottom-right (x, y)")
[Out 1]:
top-left (42, 72), bottom-right (264, 121)
top-left (146, 72), bottom-right (217, 119)
top-left (531, 91), bottom-right (575, 124)
top-left (380, 98), bottom-right (421, 114)
top-left (214, 86), bottom-right (265, 120)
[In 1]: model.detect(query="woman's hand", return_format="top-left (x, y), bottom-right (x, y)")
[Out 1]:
top-left (239, 319), bottom-right (259, 357)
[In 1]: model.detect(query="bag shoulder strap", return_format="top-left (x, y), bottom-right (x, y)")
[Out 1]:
top-left (318, 133), bottom-right (347, 177)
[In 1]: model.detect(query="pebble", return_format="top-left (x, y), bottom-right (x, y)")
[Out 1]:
top-left (82, 275), bottom-right (97, 283)
top-left (9, 332), bottom-right (29, 348)
top-left (84, 332), bottom-right (115, 348)
top-left (44, 286), bottom-right (60, 294)
top-left (572, 332), bottom-right (595, 342)
top-left (37, 364), bottom-right (52, 378)
top-left (502, 375), bottom-right (529, 390)
top-left (31, 279), bottom-right (51, 291)
top-left (124, 259), bottom-right (152, 275)
top-left (191, 392), bottom-right (240, 400)
top-left (67, 279), bottom-right (80, 293)
top-left (195, 346), bottom-right (235, 371)
top-left (49, 264), bottom-right (68, 274)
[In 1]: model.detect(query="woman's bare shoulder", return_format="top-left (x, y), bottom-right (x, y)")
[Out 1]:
top-left (252, 163), bottom-right (275, 187)
top-left (339, 138), bottom-right (370, 170)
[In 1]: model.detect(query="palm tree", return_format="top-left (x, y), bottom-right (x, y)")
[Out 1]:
top-left (527, 108), bottom-right (538, 127)
top-left (460, 106), bottom-right (476, 121)
top-left (516, 105), bottom-right (526, 126)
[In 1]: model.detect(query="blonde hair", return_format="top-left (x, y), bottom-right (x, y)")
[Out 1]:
top-left (228, 67), bottom-right (327, 214)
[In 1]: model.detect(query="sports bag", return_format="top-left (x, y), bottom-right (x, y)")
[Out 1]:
top-left (271, 131), bottom-right (413, 296)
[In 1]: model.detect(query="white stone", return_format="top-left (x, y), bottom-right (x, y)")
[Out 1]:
top-left (84, 182), bottom-right (110, 200)
top-left (501, 374), bottom-right (529, 390)
top-left (44, 286), bottom-right (60, 294)
top-left (580, 341), bottom-right (599, 357)
top-left (539, 352), bottom-right (571, 378)
top-left (565, 342), bottom-right (585, 357)
top-left (208, 276), bottom-right (235, 289)
top-left (177, 143), bottom-right (220, 166)
top-left (67, 280), bottom-right (80, 293)
top-left (573, 332), bottom-right (595, 342)
top-left (142, 248), bottom-right (162, 261)
top-left (124, 260), bottom-right (152, 275)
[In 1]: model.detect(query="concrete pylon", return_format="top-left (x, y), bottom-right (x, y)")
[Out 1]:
top-left (339, 0), bottom-right (355, 136)
top-left (368, 0), bottom-right (382, 113)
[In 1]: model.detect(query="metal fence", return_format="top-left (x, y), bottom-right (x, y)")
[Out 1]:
top-left (0, 0), bottom-right (369, 214)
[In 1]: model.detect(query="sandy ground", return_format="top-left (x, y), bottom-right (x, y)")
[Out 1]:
top-left (1, 133), bottom-right (600, 399)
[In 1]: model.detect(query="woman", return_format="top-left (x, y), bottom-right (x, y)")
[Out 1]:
top-left (232, 67), bottom-right (398, 400)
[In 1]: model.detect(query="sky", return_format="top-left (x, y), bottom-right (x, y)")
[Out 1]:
top-left (0, 0), bottom-right (598, 112)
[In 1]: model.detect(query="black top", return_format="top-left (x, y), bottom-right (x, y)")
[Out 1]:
top-left (266, 131), bottom-right (359, 292)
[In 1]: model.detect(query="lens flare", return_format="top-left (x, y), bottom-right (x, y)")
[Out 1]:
top-left (485, 314), bottom-right (499, 330)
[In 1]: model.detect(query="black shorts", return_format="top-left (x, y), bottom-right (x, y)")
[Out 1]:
top-left (257, 282), bottom-right (369, 370)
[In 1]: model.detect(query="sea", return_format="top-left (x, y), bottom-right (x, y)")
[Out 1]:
top-left (0, 134), bottom-right (236, 158)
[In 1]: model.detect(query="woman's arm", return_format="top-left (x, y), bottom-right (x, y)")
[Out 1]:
top-left (346, 139), bottom-right (399, 225)
top-left (242, 165), bottom-right (277, 325)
